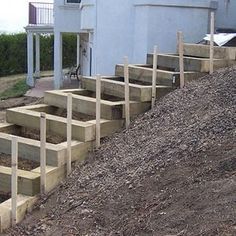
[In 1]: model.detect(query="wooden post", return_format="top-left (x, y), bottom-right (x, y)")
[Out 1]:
top-left (96, 74), bottom-right (101, 148)
top-left (210, 11), bottom-right (215, 74)
top-left (40, 112), bottom-right (46, 194)
top-left (124, 56), bottom-right (130, 129)
top-left (177, 31), bottom-right (185, 89)
top-left (11, 136), bottom-right (18, 226)
top-left (67, 93), bottom-right (72, 176)
top-left (152, 45), bottom-right (158, 109)
top-left (0, 216), bottom-right (2, 233)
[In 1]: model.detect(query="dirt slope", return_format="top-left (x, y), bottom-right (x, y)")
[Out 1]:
top-left (5, 67), bottom-right (236, 236)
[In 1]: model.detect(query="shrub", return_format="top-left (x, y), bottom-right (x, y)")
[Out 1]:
top-left (0, 33), bottom-right (77, 77)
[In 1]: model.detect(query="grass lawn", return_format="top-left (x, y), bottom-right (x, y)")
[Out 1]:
top-left (0, 71), bottom-right (53, 100)
top-left (0, 78), bottom-right (29, 100)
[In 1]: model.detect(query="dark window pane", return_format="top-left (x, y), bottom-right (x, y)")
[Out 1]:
top-left (67, 0), bottom-right (81, 3)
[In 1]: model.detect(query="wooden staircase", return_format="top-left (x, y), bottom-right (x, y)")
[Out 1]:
top-left (0, 43), bottom-right (236, 232)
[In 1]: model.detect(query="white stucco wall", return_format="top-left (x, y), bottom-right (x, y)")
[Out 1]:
top-left (95, 0), bottom-right (134, 75)
top-left (53, 0), bottom-right (236, 82)
top-left (54, 0), bottom-right (81, 33)
top-left (133, 0), bottom-right (217, 62)
top-left (215, 0), bottom-right (236, 29)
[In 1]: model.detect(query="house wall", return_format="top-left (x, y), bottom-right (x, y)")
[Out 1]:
top-left (95, 0), bottom-right (134, 75)
top-left (94, 0), bottom-right (217, 74)
top-left (215, 0), bottom-right (236, 29)
top-left (133, 0), bottom-right (217, 62)
top-left (54, 0), bottom-right (81, 33)
top-left (53, 0), bottom-right (236, 81)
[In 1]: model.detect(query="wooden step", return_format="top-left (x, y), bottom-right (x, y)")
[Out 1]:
top-left (0, 123), bottom-right (93, 167)
top-left (44, 89), bottom-right (151, 120)
top-left (183, 43), bottom-right (236, 60)
top-left (6, 104), bottom-right (123, 142)
top-left (81, 76), bottom-right (173, 102)
top-left (0, 194), bottom-right (37, 232)
top-left (147, 53), bottom-right (233, 72)
top-left (0, 164), bottom-right (66, 196)
top-left (115, 64), bottom-right (205, 86)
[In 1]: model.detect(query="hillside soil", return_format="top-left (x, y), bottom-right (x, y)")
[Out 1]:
top-left (3, 67), bottom-right (236, 236)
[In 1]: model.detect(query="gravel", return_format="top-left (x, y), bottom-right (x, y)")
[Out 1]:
top-left (4, 66), bottom-right (236, 236)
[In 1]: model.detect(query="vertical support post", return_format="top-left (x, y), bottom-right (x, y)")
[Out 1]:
top-left (40, 112), bottom-right (46, 194)
top-left (152, 45), bottom-right (158, 109)
top-left (67, 93), bottom-right (72, 176)
top-left (11, 136), bottom-right (18, 226)
top-left (54, 32), bottom-right (63, 89)
top-left (77, 34), bottom-right (80, 67)
top-left (124, 56), bottom-right (130, 129)
top-left (210, 11), bottom-right (215, 74)
top-left (96, 75), bottom-right (101, 148)
top-left (0, 216), bottom-right (2, 233)
top-left (27, 31), bottom-right (34, 87)
top-left (35, 33), bottom-right (40, 78)
top-left (177, 31), bottom-right (185, 89)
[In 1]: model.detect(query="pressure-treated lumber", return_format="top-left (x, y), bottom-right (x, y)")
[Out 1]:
top-left (177, 31), bottom-right (185, 88)
top-left (210, 11), bottom-right (215, 74)
top-left (124, 56), bottom-right (130, 128)
top-left (115, 64), bottom-right (206, 86)
top-left (81, 76), bottom-right (173, 102)
top-left (96, 75), bottom-right (101, 148)
top-left (11, 136), bottom-right (18, 226)
top-left (6, 106), bottom-right (123, 142)
top-left (0, 165), bottom-right (67, 196)
top-left (147, 53), bottom-right (233, 72)
top-left (0, 194), bottom-right (37, 232)
top-left (44, 90), bottom-right (150, 120)
top-left (0, 166), bottom-right (40, 196)
top-left (40, 113), bottom-right (46, 194)
top-left (67, 93), bottom-right (72, 175)
top-left (183, 43), bottom-right (236, 60)
top-left (152, 46), bottom-right (158, 108)
top-left (0, 131), bottom-right (92, 167)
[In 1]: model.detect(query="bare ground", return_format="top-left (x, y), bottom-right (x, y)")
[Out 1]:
top-left (0, 153), bottom-right (39, 171)
top-left (3, 67), bottom-right (236, 236)
top-left (0, 96), bottom-right (42, 123)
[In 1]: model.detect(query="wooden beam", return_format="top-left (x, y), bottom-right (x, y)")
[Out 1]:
top-left (40, 112), bottom-right (46, 194)
top-left (124, 56), bottom-right (130, 128)
top-left (11, 136), bottom-right (18, 226)
top-left (152, 45), bottom-right (158, 108)
top-left (177, 31), bottom-right (185, 88)
top-left (210, 11), bottom-right (215, 74)
top-left (67, 93), bottom-right (72, 176)
top-left (96, 75), bottom-right (101, 148)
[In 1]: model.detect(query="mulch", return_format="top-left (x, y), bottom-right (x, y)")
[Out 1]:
top-left (4, 66), bottom-right (236, 236)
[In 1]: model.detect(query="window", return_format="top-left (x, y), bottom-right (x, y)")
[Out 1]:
top-left (66, 0), bottom-right (81, 3)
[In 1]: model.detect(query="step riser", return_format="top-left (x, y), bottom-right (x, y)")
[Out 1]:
top-left (6, 109), bottom-right (93, 142)
top-left (0, 195), bottom-right (37, 232)
top-left (0, 132), bottom-right (93, 167)
top-left (0, 165), bottom-right (66, 196)
top-left (44, 90), bottom-right (151, 120)
top-left (115, 65), bottom-right (206, 86)
top-left (44, 91), bottom-right (122, 120)
top-left (115, 65), bottom-right (174, 86)
top-left (147, 54), bottom-right (231, 72)
top-left (0, 166), bottom-right (40, 196)
top-left (183, 43), bottom-right (236, 60)
top-left (81, 77), bottom-right (173, 102)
